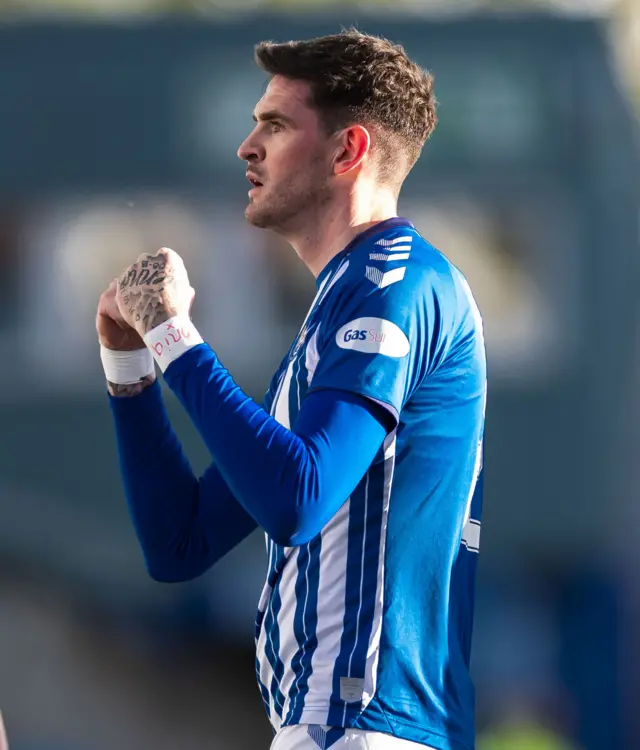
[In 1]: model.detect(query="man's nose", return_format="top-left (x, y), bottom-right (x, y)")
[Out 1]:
top-left (237, 133), bottom-right (265, 162)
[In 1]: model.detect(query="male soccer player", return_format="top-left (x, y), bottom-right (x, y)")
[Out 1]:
top-left (96, 31), bottom-right (486, 750)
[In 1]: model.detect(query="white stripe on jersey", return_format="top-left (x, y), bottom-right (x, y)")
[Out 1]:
top-left (361, 432), bottom-right (396, 707)
top-left (458, 271), bottom-right (485, 554)
top-left (298, 498), bottom-right (352, 724)
top-left (463, 439), bottom-right (483, 528)
top-left (319, 259), bottom-right (350, 301)
top-left (368, 252), bottom-right (411, 262)
top-left (273, 543), bottom-right (303, 730)
top-left (365, 266), bottom-right (407, 289)
top-left (304, 326), bottom-right (320, 382)
top-left (375, 245), bottom-right (412, 253)
top-left (341, 471), bottom-right (371, 724)
top-left (257, 542), bottom-right (278, 721)
top-left (280, 539), bottom-right (313, 724)
top-left (274, 358), bottom-right (296, 428)
top-left (374, 235), bottom-right (413, 246)
top-left (461, 519), bottom-right (481, 553)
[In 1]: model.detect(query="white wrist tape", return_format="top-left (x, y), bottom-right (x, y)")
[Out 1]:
top-left (143, 316), bottom-right (204, 372)
top-left (100, 345), bottom-right (155, 385)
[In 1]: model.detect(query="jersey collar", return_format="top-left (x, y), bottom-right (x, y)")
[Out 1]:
top-left (315, 217), bottom-right (415, 290)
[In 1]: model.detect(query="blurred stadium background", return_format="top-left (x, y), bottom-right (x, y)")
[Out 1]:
top-left (0, 0), bottom-right (638, 748)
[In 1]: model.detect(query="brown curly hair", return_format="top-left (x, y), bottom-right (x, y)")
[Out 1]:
top-left (255, 30), bottom-right (438, 190)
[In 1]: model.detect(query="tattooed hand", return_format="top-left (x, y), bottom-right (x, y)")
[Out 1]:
top-left (96, 278), bottom-right (145, 351)
top-left (115, 248), bottom-right (195, 338)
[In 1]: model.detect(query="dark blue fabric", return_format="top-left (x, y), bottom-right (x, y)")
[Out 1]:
top-left (108, 360), bottom-right (388, 579)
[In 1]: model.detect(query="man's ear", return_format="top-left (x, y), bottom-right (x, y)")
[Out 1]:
top-left (332, 124), bottom-right (371, 176)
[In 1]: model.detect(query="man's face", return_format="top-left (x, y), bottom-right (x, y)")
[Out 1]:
top-left (237, 76), bottom-right (334, 232)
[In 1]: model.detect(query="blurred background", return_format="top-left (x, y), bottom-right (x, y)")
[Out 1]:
top-left (0, 0), bottom-right (638, 748)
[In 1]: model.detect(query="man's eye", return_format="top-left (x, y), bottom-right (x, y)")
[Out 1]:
top-left (270, 121), bottom-right (284, 132)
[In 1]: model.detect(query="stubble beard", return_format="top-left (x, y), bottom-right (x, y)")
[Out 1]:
top-left (244, 160), bottom-right (332, 233)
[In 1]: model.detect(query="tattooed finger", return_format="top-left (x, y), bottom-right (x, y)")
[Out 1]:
top-left (120, 264), bottom-right (166, 289)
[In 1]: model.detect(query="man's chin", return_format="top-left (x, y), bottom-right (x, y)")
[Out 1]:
top-left (244, 204), bottom-right (275, 230)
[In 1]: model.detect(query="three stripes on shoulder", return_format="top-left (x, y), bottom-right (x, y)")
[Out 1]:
top-left (366, 235), bottom-right (413, 289)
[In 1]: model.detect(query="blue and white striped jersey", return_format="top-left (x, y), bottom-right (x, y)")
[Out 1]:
top-left (257, 218), bottom-right (486, 750)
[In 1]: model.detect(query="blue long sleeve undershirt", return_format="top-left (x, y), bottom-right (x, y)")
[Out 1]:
top-left (109, 344), bottom-right (391, 582)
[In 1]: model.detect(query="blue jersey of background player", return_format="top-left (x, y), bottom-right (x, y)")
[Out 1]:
top-left (96, 31), bottom-right (486, 750)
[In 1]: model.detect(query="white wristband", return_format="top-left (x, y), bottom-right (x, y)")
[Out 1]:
top-left (143, 316), bottom-right (204, 372)
top-left (100, 345), bottom-right (155, 385)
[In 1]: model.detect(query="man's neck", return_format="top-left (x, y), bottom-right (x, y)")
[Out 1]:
top-left (286, 191), bottom-right (398, 278)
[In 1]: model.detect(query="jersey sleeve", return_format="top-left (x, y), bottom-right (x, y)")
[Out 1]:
top-left (308, 261), bottom-right (437, 423)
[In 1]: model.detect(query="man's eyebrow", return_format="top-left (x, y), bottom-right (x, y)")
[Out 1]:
top-left (252, 109), bottom-right (295, 124)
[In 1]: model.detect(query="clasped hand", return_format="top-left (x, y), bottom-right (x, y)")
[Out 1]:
top-left (96, 248), bottom-right (196, 349)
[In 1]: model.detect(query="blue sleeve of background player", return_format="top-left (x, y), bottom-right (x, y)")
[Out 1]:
top-left (109, 360), bottom-right (388, 580)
